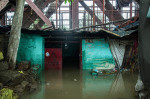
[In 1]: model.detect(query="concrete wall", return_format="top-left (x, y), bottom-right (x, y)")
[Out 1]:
top-left (17, 33), bottom-right (45, 72)
top-left (82, 39), bottom-right (115, 69)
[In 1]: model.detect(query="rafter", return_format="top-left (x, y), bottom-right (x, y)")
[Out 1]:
top-left (25, 0), bottom-right (52, 28)
top-left (79, 1), bottom-right (102, 24)
top-left (22, 0), bottom-right (55, 29)
top-left (37, 1), bottom-right (63, 28)
top-left (95, 0), bottom-right (124, 21)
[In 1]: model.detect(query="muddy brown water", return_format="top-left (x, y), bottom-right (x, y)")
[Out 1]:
top-left (21, 68), bottom-right (138, 99)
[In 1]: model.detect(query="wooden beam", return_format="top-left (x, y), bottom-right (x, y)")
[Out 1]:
top-left (95, 0), bottom-right (124, 21)
top-left (79, 1), bottom-right (102, 24)
top-left (37, 1), bottom-right (63, 28)
top-left (0, 0), bottom-right (9, 11)
top-left (25, 0), bottom-right (52, 28)
top-left (22, 0), bottom-right (55, 29)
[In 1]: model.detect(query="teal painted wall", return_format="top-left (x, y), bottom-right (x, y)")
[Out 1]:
top-left (82, 39), bottom-right (115, 69)
top-left (17, 33), bottom-right (45, 72)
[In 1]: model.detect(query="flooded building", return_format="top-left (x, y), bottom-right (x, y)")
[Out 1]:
top-left (1, 0), bottom-right (150, 99)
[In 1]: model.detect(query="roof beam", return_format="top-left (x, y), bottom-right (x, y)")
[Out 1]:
top-left (22, 0), bottom-right (55, 29)
top-left (0, 0), bottom-right (9, 11)
top-left (24, 0), bottom-right (52, 28)
top-left (95, 0), bottom-right (124, 21)
top-left (37, 1), bottom-right (63, 28)
top-left (79, 1), bottom-right (102, 24)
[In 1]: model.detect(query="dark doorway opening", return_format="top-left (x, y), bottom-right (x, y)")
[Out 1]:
top-left (62, 42), bottom-right (80, 70)
top-left (45, 41), bottom-right (80, 70)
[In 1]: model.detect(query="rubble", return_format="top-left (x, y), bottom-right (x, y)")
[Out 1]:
top-left (91, 69), bottom-right (117, 76)
top-left (28, 82), bottom-right (38, 93)
top-left (21, 81), bottom-right (29, 88)
top-left (0, 70), bottom-right (23, 85)
top-left (0, 61), bottom-right (40, 98)
top-left (17, 61), bottom-right (31, 71)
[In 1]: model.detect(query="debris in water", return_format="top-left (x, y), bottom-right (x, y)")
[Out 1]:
top-left (46, 82), bottom-right (50, 86)
top-left (74, 79), bottom-right (77, 82)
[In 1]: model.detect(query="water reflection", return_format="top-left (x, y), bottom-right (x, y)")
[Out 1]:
top-left (21, 69), bottom-right (138, 99)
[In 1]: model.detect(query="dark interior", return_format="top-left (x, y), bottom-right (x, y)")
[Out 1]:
top-left (45, 41), bottom-right (80, 70)
top-left (62, 43), bottom-right (80, 69)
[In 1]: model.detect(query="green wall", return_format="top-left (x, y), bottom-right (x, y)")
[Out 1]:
top-left (17, 33), bottom-right (45, 72)
top-left (82, 39), bottom-right (115, 69)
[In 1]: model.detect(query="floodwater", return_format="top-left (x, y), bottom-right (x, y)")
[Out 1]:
top-left (21, 68), bottom-right (138, 99)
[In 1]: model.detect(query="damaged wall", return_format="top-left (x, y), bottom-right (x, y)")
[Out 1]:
top-left (17, 33), bottom-right (45, 72)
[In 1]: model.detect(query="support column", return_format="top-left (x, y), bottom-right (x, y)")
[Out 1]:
top-left (130, 3), bottom-right (132, 18)
top-left (0, 15), bottom-right (5, 25)
top-left (72, 0), bottom-right (79, 29)
top-left (93, 0), bottom-right (95, 31)
top-left (69, 2), bottom-right (72, 29)
top-left (102, 0), bottom-right (105, 23)
top-left (83, 10), bottom-right (86, 30)
top-left (56, 0), bottom-right (58, 29)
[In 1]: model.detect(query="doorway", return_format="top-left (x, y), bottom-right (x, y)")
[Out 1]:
top-left (62, 42), bottom-right (80, 70)
top-left (45, 41), bottom-right (80, 70)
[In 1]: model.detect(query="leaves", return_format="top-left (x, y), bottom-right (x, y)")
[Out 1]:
top-left (64, 0), bottom-right (74, 4)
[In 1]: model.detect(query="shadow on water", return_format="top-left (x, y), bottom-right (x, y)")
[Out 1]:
top-left (21, 69), bottom-right (138, 99)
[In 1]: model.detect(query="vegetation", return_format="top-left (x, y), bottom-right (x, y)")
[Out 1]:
top-left (64, 0), bottom-right (74, 4)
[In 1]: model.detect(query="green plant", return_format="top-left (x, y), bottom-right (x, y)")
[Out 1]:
top-left (64, 0), bottom-right (74, 4)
